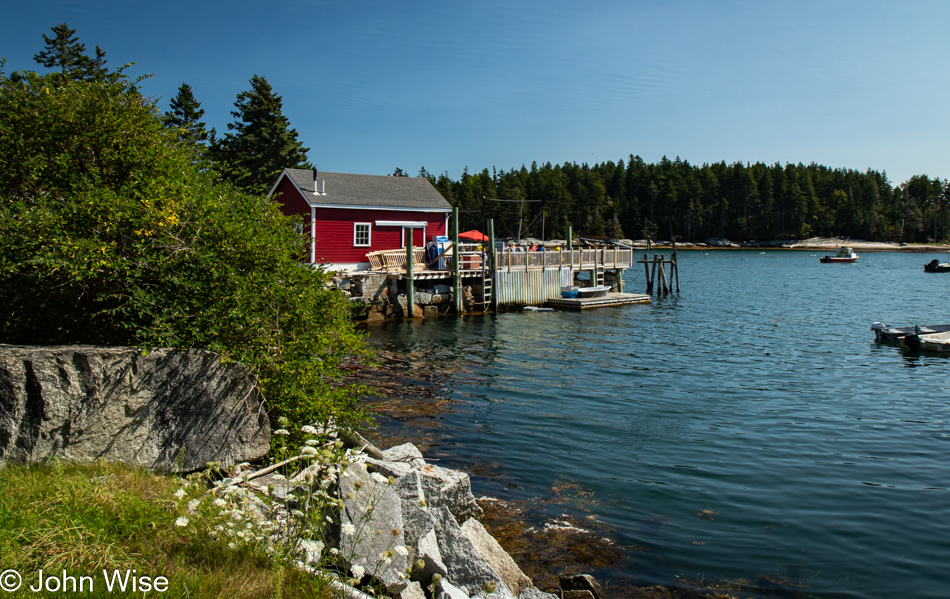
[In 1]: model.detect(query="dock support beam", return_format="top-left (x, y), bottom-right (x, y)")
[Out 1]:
top-left (487, 218), bottom-right (495, 308)
top-left (453, 206), bottom-right (461, 314)
top-left (406, 233), bottom-right (415, 317)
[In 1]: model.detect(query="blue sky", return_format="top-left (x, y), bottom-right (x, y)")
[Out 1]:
top-left (3, 0), bottom-right (948, 185)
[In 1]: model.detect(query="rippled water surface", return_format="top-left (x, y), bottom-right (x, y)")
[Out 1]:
top-left (366, 250), bottom-right (950, 598)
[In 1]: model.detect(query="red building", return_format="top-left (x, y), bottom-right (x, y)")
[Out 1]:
top-left (268, 168), bottom-right (452, 271)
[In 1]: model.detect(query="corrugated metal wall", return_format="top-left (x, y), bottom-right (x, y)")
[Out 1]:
top-left (494, 266), bottom-right (573, 307)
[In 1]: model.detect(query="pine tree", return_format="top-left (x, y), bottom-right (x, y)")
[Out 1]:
top-left (214, 75), bottom-right (310, 193)
top-left (33, 22), bottom-right (108, 80)
top-left (164, 83), bottom-right (208, 145)
top-left (87, 45), bottom-right (109, 80)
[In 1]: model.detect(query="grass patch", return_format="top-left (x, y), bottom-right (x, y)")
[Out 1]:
top-left (0, 461), bottom-right (332, 598)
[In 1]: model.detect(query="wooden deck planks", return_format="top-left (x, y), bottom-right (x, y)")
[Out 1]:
top-left (545, 292), bottom-right (651, 310)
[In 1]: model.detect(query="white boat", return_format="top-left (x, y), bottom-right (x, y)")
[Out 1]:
top-left (819, 246), bottom-right (858, 263)
top-left (560, 285), bottom-right (611, 298)
top-left (918, 331), bottom-right (950, 352)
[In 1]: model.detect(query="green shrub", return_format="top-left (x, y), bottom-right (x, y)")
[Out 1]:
top-left (0, 69), bottom-right (370, 433)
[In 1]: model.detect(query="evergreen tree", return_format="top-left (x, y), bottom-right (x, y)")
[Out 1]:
top-left (33, 22), bottom-right (108, 80)
top-left (164, 82), bottom-right (208, 145)
top-left (214, 75), bottom-right (310, 193)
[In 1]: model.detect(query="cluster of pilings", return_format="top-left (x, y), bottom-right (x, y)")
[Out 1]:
top-left (637, 245), bottom-right (680, 294)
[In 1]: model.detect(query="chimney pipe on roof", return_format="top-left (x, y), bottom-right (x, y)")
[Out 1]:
top-left (313, 168), bottom-right (318, 193)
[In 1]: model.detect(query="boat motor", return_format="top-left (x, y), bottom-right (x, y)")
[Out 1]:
top-left (871, 321), bottom-right (887, 340)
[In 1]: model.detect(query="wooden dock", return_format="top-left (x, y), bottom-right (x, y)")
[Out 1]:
top-left (545, 292), bottom-right (651, 310)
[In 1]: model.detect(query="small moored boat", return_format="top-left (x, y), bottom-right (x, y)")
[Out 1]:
top-left (924, 259), bottom-right (950, 273)
top-left (560, 285), bottom-right (611, 298)
top-left (902, 330), bottom-right (950, 352)
top-left (819, 246), bottom-right (858, 263)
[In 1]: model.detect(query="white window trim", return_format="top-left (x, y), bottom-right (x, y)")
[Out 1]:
top-left (353, 222), bottom-right (371, 247)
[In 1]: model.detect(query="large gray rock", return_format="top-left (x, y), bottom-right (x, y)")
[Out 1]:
top-left (431, 507), bottom-right (514, 599)
top-left (559, 575), bottom-right (605, 599)
top-left (399, 581), bottom-right (427, 599)
top-left (518, 589), bottom-right (559, 599)
top-left (366, 443), bottom-right (482, 522)
top-left (0, 345), bottom-right (270, 472)
top-left (340, 462), bottom-right (409, 593)
top-left (461, 519), bottom-right (532, 596)
top-left (438, 580), bottom-right (471, 599)
top-left (417, 463), bottom-right (483, 522)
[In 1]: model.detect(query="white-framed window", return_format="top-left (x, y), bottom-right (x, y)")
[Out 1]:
top-left (353, 222), bottom-right (371, 247)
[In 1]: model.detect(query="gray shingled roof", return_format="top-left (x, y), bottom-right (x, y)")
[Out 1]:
top-left (283, 169), bottom-right (452, 211)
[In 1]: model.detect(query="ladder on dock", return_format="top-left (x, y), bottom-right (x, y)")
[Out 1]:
top-left (594, 265), bottom-right (606, 287)
top-left (479, 255), bottom-right (493, 311)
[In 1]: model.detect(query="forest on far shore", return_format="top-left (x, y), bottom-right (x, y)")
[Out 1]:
top-left (18, 23), bottom-right (944, 247)
top-left (416, 159), bottom-right (948, 244)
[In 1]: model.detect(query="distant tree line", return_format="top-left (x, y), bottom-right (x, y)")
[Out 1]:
top-left (22, 23), bottom-right (947, 245)
top-left (418, 159), bottom-right (949, 243)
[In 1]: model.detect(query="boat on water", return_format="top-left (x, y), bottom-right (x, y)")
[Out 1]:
top-left (874, 321), bottom-right (950, 352)
top-left (560, 285), bottom-right (611, 299)
top-left (819, 246), bottom-right (858, 263)
top-left (901, 330), bottom-right (950, 352)
top-left (924, 259), bottom-right (950, 272)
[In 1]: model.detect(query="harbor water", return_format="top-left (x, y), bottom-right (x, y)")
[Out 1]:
top-left (365, 249), bottom-right (950, 598)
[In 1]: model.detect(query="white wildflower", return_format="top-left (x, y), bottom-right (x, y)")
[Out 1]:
top-left (228, 542), bottom-right (236, 549)
top-left (301, 539), bottom-right (325, 563)
top-left (340, 523), bottom-right (356, 536)
top-left (213, 498), bottom-right (227, 508)
top-left (300, 446), bottom-right (318, 456)
top-left (174, 488), bottom-right (186, 500)
top-left (175, 516), bottom-right (189, 527)
top-left (273, 429), bottom-right (290, 436)
top-left (270, 473), bottom-right (286, 481)
top-left (330, 547), bottom-right (339, 556)
top-left (395, 545), bottom-right (409, 557)
top-left (350, 564), bottom-right (365, 580)
top-left (236, 530), bottom-right (246, 538)
top-left (187, 498), bottom-right (200, 513)
top-left (301, 425), bottom-right (318, 435)
top-left (305, 439), bottom-right (319, 446)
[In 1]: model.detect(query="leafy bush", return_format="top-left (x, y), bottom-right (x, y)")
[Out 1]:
top-left (0, 68), bottom-right (369, 432)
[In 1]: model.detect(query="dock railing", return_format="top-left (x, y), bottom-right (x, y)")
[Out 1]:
top-left (367, 245), bottom-right (632, 273)
top-left (494, 248), bottom-right (633, 271)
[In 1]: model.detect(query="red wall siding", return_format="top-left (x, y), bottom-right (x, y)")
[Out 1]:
top-left (273, 178), bottom-right (312, 221)
top-left (313, 208), bottom-right (447, 264)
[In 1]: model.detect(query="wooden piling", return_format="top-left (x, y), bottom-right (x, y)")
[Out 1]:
top-left (643, 254), bottom-right (653, 294)
top-left (487, 218), bottom-right (495, 308)
top-left (406, 235), bottom-right (415, 316)
top-left (650, 254), bottom-right (659, 294)
top-left (658, 258), bottom-right (669, 294)
top-left (453, 206), bottom-right (461, 314)
top-left (672, 240), bottom-right (680, 293)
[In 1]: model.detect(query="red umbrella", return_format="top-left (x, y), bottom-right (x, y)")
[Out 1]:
top-left (458, 230), bottom-right (488, 242)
